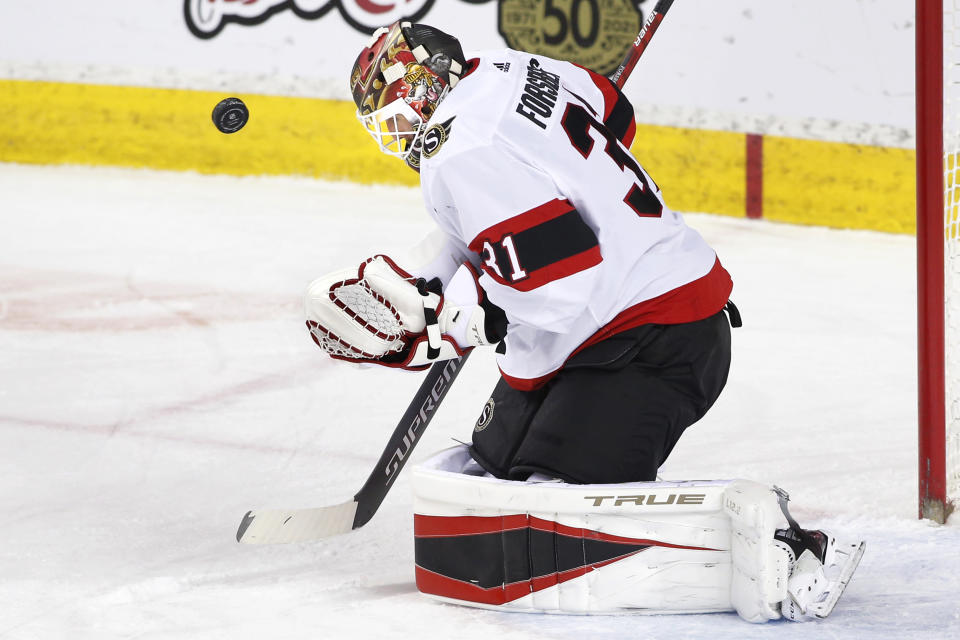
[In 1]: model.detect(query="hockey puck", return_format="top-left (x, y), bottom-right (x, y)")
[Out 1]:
top-left (212, 97), bottom-right (249, 134)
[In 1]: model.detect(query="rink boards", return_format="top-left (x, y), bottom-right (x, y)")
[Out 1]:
top-left (0, 78), bottom-right (915, 234)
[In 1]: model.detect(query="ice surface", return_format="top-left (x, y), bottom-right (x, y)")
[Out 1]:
top-left (1, 164), bottom-right (958, 639)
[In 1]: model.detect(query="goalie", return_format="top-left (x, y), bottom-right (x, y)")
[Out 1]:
top-left (304, 21), bottom-right (863, 622)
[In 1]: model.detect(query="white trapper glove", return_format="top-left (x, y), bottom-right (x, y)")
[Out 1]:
top-left (305, 255), bottom-right (506, 371)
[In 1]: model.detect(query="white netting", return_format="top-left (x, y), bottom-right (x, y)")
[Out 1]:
top-left (307, 321), bottom-right (376, 359)
top-left (333, 282), bottom-right (404, 339)
top-left (944, 0), bottom-right (960, 504)
top-left (306, 280), bottom-right (405, 360)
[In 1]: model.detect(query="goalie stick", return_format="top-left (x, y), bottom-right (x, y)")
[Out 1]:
top-left (609, 0), bottom-right (676, 90)
top-left (237, 352), bottom-right (470, 543)
top-left (236, 3), bottom-right (678, 545)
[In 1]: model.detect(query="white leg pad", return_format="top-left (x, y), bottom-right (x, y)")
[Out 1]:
top-left (722, 480), bottom-right (791, 622)
top-left (411, 446), bottom-right (793, 621)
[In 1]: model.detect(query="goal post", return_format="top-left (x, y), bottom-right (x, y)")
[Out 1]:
top-left (916, 0), bottom-right (959, 524)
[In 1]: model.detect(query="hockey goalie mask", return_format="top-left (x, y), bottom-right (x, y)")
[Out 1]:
top-left (350, 21), bottom-right (465, 165)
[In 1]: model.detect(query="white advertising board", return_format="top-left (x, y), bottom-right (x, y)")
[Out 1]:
top-left (0, 1), bottom-right (914, 143)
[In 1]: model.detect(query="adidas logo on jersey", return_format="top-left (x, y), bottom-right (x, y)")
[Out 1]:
top-left (493, 62), bottom-right (511, 73)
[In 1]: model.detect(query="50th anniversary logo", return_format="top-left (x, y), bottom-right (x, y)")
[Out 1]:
top-left (184, 0), bottom-right (646, 76)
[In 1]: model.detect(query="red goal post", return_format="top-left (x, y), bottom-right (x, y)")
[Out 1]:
top-left (916, 0), bottom-right (959, 524)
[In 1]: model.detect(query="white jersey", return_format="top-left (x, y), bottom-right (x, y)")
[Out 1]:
top-left (415, 49), bottom-right (733, 390)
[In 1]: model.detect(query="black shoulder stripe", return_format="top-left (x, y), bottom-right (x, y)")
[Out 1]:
top-left (494, 208), bottom-right (598, 275)
top-left (469, 199), bottom-right (603, 291)
top-left (604, 82), bottom-right (635, 144)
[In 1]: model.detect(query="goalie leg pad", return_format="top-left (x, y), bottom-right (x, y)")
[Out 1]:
top-left (722, 480), bottom-right (791, 622)
top-left (412, 447), bottom-right (852, 622)
top-left (414, 446), bottom-right (793, 617)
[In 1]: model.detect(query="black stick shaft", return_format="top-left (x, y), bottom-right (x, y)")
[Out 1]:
top-left (609, 0), bottom-right (676, 88)
top-left (351, 351), bottom-right (471, 529)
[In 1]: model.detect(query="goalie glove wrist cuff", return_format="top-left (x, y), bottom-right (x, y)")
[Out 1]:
top-left (384, 334), bottom-right (468, 370)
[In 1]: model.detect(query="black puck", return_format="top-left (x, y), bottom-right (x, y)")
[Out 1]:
top-left (212, 97), bottom-right (249, 134)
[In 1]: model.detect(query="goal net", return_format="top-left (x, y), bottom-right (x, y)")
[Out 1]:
top-left (917, 0), bottom-right (960, 523)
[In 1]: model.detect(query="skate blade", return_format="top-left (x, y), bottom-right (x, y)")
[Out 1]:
top-left (810, 540), bottom-right (866, 619)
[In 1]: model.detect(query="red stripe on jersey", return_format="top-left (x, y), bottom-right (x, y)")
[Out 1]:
top-left (584, 257), bottom-right (733, 345)
top-left (594, 73), bottom-right (619, 122)
top-left (498, 368), bottom-right (556, 393)
top-left (575, 64), bottom-right (637, 148)
top-left (469, 199), bottom-right (602, 291)
top-left (468, 198), bottom-right (574, 245)
top-left (484, 245), bottom-right (602, 292)
top-left (499, 257), bottom-right (734, 391)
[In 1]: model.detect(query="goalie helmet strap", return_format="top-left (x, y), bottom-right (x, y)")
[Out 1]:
top-left (400, 23), bottom-right (466, 87)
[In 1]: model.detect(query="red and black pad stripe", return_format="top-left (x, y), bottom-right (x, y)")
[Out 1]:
top-left (414, 513), bottom-right (716, 606)
top-left (468, 199), bottom-right (601, 292)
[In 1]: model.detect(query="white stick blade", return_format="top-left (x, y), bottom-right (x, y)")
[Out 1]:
top-left (236, 500), bottom-right (359, 544)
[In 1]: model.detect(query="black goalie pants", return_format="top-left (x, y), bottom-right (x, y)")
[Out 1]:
top-left (469, 309), bottom-right (733, 484)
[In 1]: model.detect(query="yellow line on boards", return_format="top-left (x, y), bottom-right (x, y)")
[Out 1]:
top-left (631, 124), bottom-right (747, 219)
top-left (0, 79), bottom-right (417, 186)
top-left (763, 135), bottom-right (916, 234)
top-left (0, 79), bottom-right (917, 233)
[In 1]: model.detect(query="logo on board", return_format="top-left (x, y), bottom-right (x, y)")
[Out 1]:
top-left (184, 0), bottom-right (646, 77)
top-left (184, 0), bottom-right (436, 38)
top-left (492, 0), bottom-right (643, 77)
